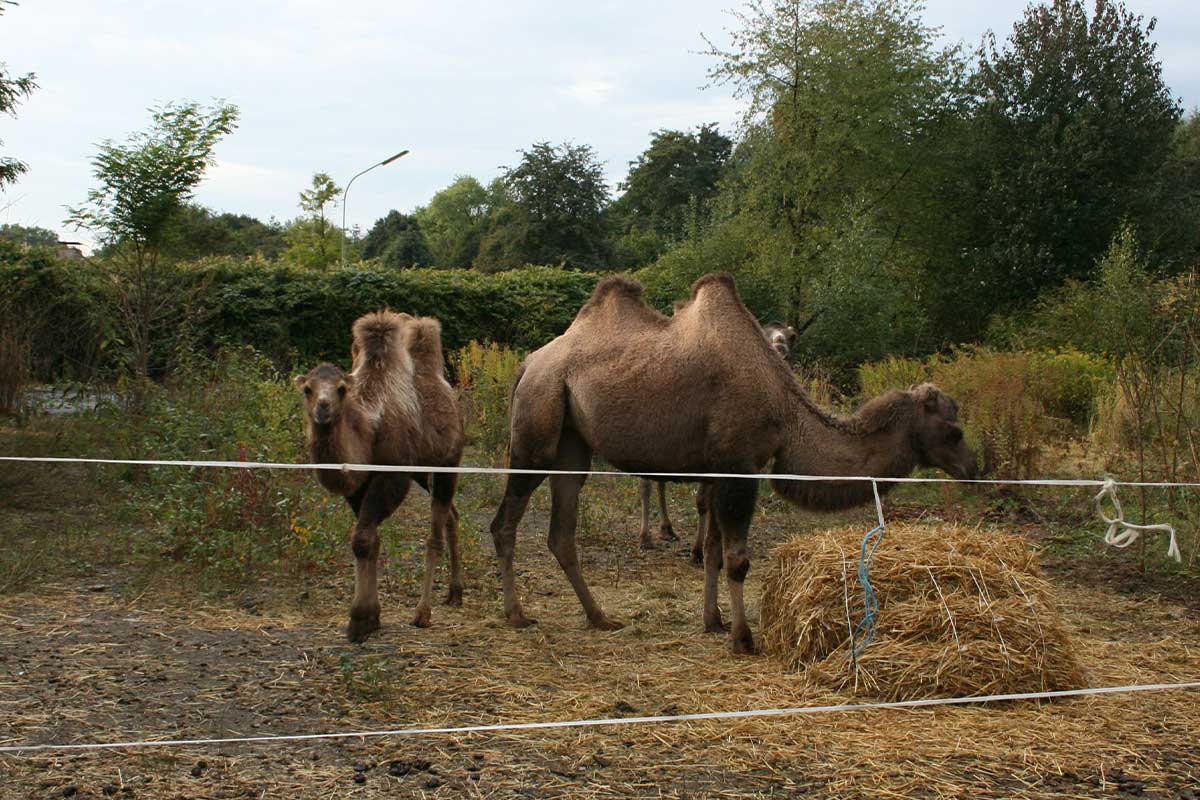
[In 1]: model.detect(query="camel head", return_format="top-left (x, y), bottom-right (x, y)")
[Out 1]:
top-left (763, 322), bottom-right (798, 359)
top-left (295, 363), bottom-right (354, 428)
top-left (908, 383), bottom-right (978, 481)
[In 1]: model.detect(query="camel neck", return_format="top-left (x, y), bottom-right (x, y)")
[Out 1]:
top-left (770, 393), bottom-right (917, 511)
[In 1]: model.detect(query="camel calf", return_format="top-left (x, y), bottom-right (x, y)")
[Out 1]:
top-left (297, 310), bottom-right (465, 642)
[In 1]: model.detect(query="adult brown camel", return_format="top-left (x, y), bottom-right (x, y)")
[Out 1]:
top-left (637, 320), bottom-right (797, 550)
top-left (296, 310), bottom-right (465, 642)
top-left (489, 273), bottom-right (977, 654)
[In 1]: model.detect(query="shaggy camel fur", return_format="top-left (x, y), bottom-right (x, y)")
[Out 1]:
top-left (490, 273), bottom-right (977, 654)
top-left (297, 310), bottom-right (465, 642)
top-left (638, 320), bottom-right (797, 549)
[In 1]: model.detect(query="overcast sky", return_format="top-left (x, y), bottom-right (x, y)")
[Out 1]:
top-left (2, 0), bottom-right (1197, 247)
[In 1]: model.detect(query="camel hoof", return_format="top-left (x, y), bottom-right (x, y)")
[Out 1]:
top-left (659, 524), bottom-right (678, 542)
top-left (704, 618), bottom-right (729, 634)
top-left (731, 635), bottom-right (760, 656)
top-left (445, 586), bottom-right (463, 607)
top-left (690, 549), bottom-right (704, 567)
top-left (589, 615), bottom-right (625, 632)
top-left (347, 613), bottom-right (381, 643)
top-left (507, 613), bottom-right (537, 629)
top-left (411, 605), bottom-right (432, 628)
top-left (639, 537), bottom-right (656, 550)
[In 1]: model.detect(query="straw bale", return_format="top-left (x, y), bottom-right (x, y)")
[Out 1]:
top-left (760, 522), bottom-right (1087, 700)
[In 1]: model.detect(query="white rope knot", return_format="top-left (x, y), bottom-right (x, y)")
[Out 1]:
top-left (1095, 478), bottom-right (1181, 563)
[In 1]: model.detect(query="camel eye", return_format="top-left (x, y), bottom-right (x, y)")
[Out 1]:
top-left (337, 385), bottom-right (347, 397)
top-left (303, 385), bottom-right (312, 396)
top-left (947, 427), bottom-right (963, 443)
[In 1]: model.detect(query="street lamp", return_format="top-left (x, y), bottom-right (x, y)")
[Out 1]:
top-left (341, 149), bottom-right (410, 267)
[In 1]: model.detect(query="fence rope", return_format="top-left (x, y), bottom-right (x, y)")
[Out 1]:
top-left (1095, 478), bottom-right (1182, 562)
top-left (3, 454), bottom-right (1200, 488)
top-left (1, 680), bottom-right (1196, 755)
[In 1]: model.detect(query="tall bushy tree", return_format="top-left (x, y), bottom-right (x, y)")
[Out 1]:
top-left (955, 0), bottom-right (1181, 312)
top-left (362, 210), bottom-right (432, 268)
top-left (66, 100), bottom-right (239, 379)
top-left (476, 142), bottom-right (611, 271)
top-left (698, 0), bottom-right (964, 343)
top-left (415, 175), bottom-right (491, 267)
top-left (613, 124), bottom-right (733, 240)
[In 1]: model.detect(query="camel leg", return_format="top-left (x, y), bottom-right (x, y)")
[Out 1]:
top-left (638, 479), bottom-right (655, 549)
top-left (715, 477), bottom-right (759, 655)
top-left (691, 485), bottom-right (708, 566)
top-left (348, 474), bottom-right (410, 643)
top-left (701, 484), bottom-right (725, 633)
top-left (489, 472), bottom-right (545, 628)
top-left (657, 481), bottom-right (677, 542)
top-left (548, 430), bottom-right (621, 631)
top-left (413, 472), bottom-right (461, 627)
top-left (444, 502), bottom-right (464, 607)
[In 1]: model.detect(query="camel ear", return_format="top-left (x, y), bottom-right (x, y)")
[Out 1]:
top-left (292, 374), bottom-right (307, 390)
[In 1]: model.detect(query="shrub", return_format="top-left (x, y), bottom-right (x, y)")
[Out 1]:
top-left (857, 355), bottom-right (929, 398)
top-left (930, 348), bottom-right (1050, 480)
top-left (1027, 349), bottom-right (1114, 426)
top-left (0, 325), bottom-right (30, 414)
top-left (451, 341), bottom-right (524, 461)
top-left (107, 347), bottom-right (345, 580)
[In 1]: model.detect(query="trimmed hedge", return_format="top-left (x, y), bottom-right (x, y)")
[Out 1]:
top-left (1, 255), bottom-right (601, 379)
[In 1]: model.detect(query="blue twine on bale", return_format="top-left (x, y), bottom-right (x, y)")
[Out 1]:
top-left (851, 522), bottom-right (886, 657)
top-left (850, 480), bottom-right (887, 659)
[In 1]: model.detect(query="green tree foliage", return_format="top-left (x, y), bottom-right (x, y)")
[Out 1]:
top-left (161, 204), bottom-right (287, 260)
top-left (0, 1), bottom-right (37, 189)
top-left (362, 210), bottom-right (432, 268)
top-left (955, 0), bottom-right (1181, 311)
top-left (65, 100), bottom-right (240, 379)
top-left (415, 175), bottom-right (491, 268)
top-left (609, 122), bottom-right (729, 244)
top-left (692, 0), bottom-right (962, 353)
top-left (0, 223), bottom-right (57, 248)
top-left (476, 142), bottom-right (612, 271)
top-left (284, 172), bottom-right (343, 270)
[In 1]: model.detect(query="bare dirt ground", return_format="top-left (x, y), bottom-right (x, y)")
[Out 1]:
top-left (2, 473), bottom-right (1200, 799)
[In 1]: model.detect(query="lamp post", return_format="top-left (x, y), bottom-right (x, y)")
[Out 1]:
top-left (341, 149), bottom-right (409, 267)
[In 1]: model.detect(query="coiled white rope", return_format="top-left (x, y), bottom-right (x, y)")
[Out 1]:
top-left (1095, 478), bottom-right (1182, 562)
top-left (1, 680), bottom-right (1197, 754)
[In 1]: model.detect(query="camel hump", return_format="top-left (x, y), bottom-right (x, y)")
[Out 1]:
top-left (352, 309), bottom-right (411, 367)
top-left (689, 271), bottom-right (739, 300)
top-left (405, 316), bottom-right (446, 374)
top-left (582, 274), bottom-right (644, 311)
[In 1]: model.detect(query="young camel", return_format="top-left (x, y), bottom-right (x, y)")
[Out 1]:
top-left (490, 273), bottom-right (977, 654)
top-left (296, 310), bottom-right (465, 642)
top-left (638, 320), bottom-right (797, 550)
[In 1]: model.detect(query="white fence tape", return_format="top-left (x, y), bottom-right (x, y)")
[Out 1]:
top-left (1, 681), bottom-right (1197, 754)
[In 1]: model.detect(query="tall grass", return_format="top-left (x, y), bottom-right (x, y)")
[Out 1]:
top-left (451, 341), bottom-right (524, 462)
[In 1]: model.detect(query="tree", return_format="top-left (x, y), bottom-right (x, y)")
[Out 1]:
top-left (956, 0), bottom-right (1181, 310)
top-left (0, 223), bottom-right (57, 248)
top-left (284, 172), bottom-right (343, 270)
top-left (160, 204), bottom-right (288, 261)
top-left (362, 210), bottom-right (432, 268)
top-left (476, 142), bottom-right (612, 271)
top-left (700, 0), bottom-right (965, 329)
top-left (65, 100), bottom-right (240, 379)
top-left (415, 175), bottom-right (491, 267)
top-left (612, 124), bottom-right (733, 241)
top-left (0, 1), bottom-right (36, 190)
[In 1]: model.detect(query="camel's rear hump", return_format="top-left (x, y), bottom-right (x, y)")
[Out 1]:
top-left (404, 317), bottom-right (447, 377)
